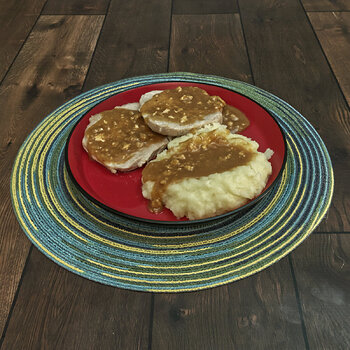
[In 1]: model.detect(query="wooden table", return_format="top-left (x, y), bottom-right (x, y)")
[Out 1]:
top-left (1, 0), bottom-right (349, 349)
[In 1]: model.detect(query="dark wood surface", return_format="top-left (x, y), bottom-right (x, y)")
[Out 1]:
top-left (83, 0), bottom-right (172, 89)
top-left (291, 234), bottom-right (350, 349)
top-left (172, 0), bottom-right (238, 14)
top-left (308, 12), bottom-right (350, 106)
top-left (0, 0), bottom-right (47, 81)
top-left (43, 0), bottom-right (110, 14)
top-left (0, 0), bottom-right (349, 349)
top-left (301, 0), bottom-right (350, 11)
top-left (170, 14), bottom-right (252, 81)
top-left (152, 258), bottom-right (306, 349)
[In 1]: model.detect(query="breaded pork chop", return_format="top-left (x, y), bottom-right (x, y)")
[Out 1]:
top-left (82, 105), bottom-right (168, 173)
top-left (139, 86), bottom-right (225, 136)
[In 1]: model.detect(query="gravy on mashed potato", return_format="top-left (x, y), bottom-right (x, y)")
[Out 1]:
top-left (142, 123), bottom-right (273, 220)
top-left (143, 127), bottom-right (254, 213)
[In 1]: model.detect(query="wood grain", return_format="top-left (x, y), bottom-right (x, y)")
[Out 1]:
top-left (291, 234), bottom-right (350, 349)
top-left (238, 0), bottom-right (350, 232)
top-left (0, 0), bottom-right (47, 81)
top-left (152, 258), bottom-right (306, 349)
top-left (83, 0), bottom-right (172, 90)
top-left (301, 0), bottom-right (350, 11)
top-left (170, 14), bottom-right (252, 81)
top-left (308, 12), bottom-right (350, 106)
top-left (0, 15), bottom-right (104, 339)
top-left (172, 0), bottom-right (238, 14)
top-left (43, 0), bottom-right (110, 15)
top-left (1, 248), bottom-right (151, 349)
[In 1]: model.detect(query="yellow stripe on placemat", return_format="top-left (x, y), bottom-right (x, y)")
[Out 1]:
top-left (23, 84), bottom-right (130, 208)
top-left (47, 176), bottom-right (88, 243)
top-left (12, 150), bottom-right (38, 231)
top-left (21, 218), bottom-right (83, 273)
top-left (18, 119), bottom-right (88, 243)
top-left (102, 204), bottom-right (321, 288)
top-left (145, 206), bottom-right (327, 292)
top-left (310, 157), bottom-right (334, 231)
top-left (12, 161), bottom-right (83, 274)
top-left (33, 138), bottom-right (213, 254)
top-left (95, 184), bottom-right (308, 278)
top-left (30, 105), bottom-right (91, 208)
top-left (24, 99), bottom-right (86, 207)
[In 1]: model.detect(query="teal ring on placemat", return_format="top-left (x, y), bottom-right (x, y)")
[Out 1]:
top-left (11, 73), bottom-right (333, 292)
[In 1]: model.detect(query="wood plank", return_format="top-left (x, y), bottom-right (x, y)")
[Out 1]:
top-left (152, 258), bottom-right (306, 349)
top-left (151, 13), bottom-right (306, 350)
top-left (308, 12), bottom-right (350, 106)
top-left (238, 0), bottom-right (350, 232)
top-left (83, 0), bottom-right (172, 90)
top-left (301, 0), bottom-right (350, 11)
top-left (43, 0), bottom-right (110, 15)
top-left (291, 234), bottom-right (350, 349)
top-left (0, 0), bottom-right (47, 81)
top-left (172, 0), bottom-right (238, 15)
top-left (0, 15), bottom-right (104, 339)
top-left (170, 14), bottom-right (252, 81)
top-left (1, 248), bottom-right (151, 349)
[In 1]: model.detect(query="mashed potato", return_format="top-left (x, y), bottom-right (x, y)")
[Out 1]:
top-left (142, 123), bottom-right (273, 220)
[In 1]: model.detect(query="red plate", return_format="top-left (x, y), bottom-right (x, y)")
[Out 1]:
top-left (66, 82), bottom-right (286, 224)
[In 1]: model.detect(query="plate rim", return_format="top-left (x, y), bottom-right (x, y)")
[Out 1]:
top-left (64, 80), bottom-right (288, 225)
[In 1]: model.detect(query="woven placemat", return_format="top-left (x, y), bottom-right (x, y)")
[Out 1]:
top-left (11, 73), bottom-right (333, 292)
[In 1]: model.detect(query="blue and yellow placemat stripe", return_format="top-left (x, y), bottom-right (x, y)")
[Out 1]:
top-left (10, 73), bottom-right (333, 292)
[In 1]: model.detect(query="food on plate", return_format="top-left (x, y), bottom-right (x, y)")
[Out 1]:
top-left (222, 104), bottom-right (250, 133)
top-left (139, 86), bottom-right (226, 136)
top-left (82, 107), bottom-right (168, 173)
top-left (114, 102), bottom-right (140, 111)
top-left (142, 123), bottom-right (273, 220)
top-left (79, 85), bottom-right (272, 220)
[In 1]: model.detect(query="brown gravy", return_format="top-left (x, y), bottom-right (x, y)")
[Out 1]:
top-left (222, 105), bottom-right (250, 133)
top-left (140, 86), bottom-right (225, 125)
top-left (142, 129), bottom-right (254, 213)
top-left (85, 108), bottom-right (166, 164)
